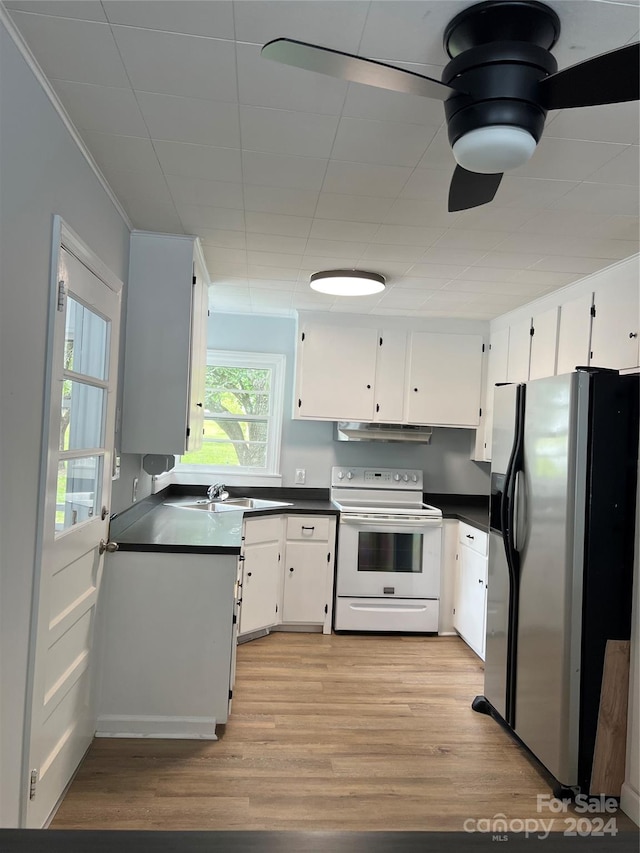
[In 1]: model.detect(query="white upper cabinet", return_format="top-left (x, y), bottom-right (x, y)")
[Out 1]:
top-left (121, 232), bottom-right (207, 455)
top-left (556, 292), bottom-right (594, 375)
top-left (506, 317), bottom-right (532, 383)
top-left (482, 326), bottom-right (510, 460)
top-left (373, 329), bottom-right (407, 423)
top-left (590, 264), bottom-right (640, 371)
top-left (406, 332), bottom-right (483, 427)
top-left (529, 306), bottom-right (559, 381)
top-left (295, 322), bottom-right (377, 421)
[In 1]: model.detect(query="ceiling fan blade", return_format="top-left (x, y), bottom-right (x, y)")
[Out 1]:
top-left (448, 167), bottom-right (503, 212)
top-left (261, 38), bottom-right (464, 100)
top-left (539, 42), bottom-right (640, 110)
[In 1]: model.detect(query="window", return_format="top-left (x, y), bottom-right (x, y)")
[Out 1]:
top-left (177, 351), bottom-right (285, 477)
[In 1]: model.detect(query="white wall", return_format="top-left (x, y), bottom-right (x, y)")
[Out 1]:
top-left (0, 21), bottom-right (131, 826)
top-left (208, 312), bottom-right (491, 495)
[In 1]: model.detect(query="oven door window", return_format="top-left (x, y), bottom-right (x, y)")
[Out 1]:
top-left (357, 531), bottom-right (422, 574)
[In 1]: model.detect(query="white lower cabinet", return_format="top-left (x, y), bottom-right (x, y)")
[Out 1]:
top-left (453, 522), bottom-right (488, 660)
top-left (239, 516), bottom-right (282, 636)
top-left (281, 515), bottom-right (336, 633)
top-left (96, 550), bottom-right (238, 738)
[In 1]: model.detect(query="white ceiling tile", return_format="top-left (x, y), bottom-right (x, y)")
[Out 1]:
top-left (244, 211), bottom-right (312, 238)
top-left (9, 13), bottom-right (128, 86)
top-left (474, 252), bottom-right (544, 269)
top-left (199, 229), bottom-right (247, 250)
top-left (103, 1), bottom-right (235, 38)
top-left (353, 261), bottom-right (413, 279)
top-left (80, 131), bottom-right (162, 176)
top-left (451, 266), bottom-right (526, 284)
top-left (177, 204), bottom-right (245, 233)
top-left (246, 251), bottom-right (302, 268)
top-left (342, 78), bottom-right (447, 127)
top-left (309, 220), bottom-right (379, 242)
top-left (241, 151), bottom-right (328, 191)
top-left (529, 256), bottom-right (613, 274)
top-left (153, 141), bottom-right (242, 182)
top-left (52, 80), bottom-right (148, 136)
top-left (233, 1), bottom-right (369, 51)
top-left (518, 209), bottom-right (619, 236)
top-left (137, 92), bottom-right (240, 147)
top-left (545, 101), bottom-right (640, 145)
top-left (359, 1), bottom-right (467, 65)
top-left (292, 293), bottom-right (336, 310)
top-left (103, 169), bottom-right (174, 207)
top-left (393, 277), bottom-right (449, 291)
top-left (359, 244), bottom-right (425, 263)
top-left (511, 270), bottom-right (580, 288)
top-left (237, 42), bottom-right (347, 114)
top-left (240, 106), bottom-right (340, 158)
top-left (422, 291), bottom-right (476, 305)
top-left (331, 117), bottom-right (435, 167)
top-left (165, 175), bottom-right (244, 209)
top-left (246, 233), bottom-right (308, 254)
top-left (454, 206), bottom-right (538, 232)
top-left (202, 247), bottom-right (248, 267)
top-left (208, 262), bottom-right (249, 279)
top-left (304, 239), bottom-right (368, 259)
top-left (123, 199), bottom-right (183, 233)
top-left (6, 1), bottom-right (107, 21)
top-left (432, 230), bottom-right (505, 251)
top-left (248, 265), bottom-right (299, 281)
top-left (376, 290), bottom-right (429, 308)
top-left (547, 1), bottom-right (640, 67)
top-left (495, 232), bottom-right (638, 259)
top-left (593, 215), bottom-right (640, 242)
top-left (374, 224), bottom-right (445, 247)
top-left (321, 161), bottom-right (412, 197)
top-left (443, 279), bottom-right (547, 296)
top-left (383, 198), bottom-right (459, 228)
top-left (301, 254), bottom-right (360, 270)
top-left (585, 146), bottom-right (640, 185)
top-left (398, 168), bottom-right (451, 204)
top-left (417, 127), bottom-right (457, 172)
top-left (549, 182), bottom-right (639, 216)
top-left (314, 193), bottom-right (394, 223)
top-left (513, 137), bottom-right (628, 181)
top-left (420, 248), bottom-right (486, 266)
top-left (406, 263), bottom-right (467, 280)
top-left (249, 278), bottom-right (298, 291)
top-left (494, 176), bottom-right (578, 207)
top-left (111, 27), bottom-right (237, 102)
top-left (243, 185), bottom-right (319, 217)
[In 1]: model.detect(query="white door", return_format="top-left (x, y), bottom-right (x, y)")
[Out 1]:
top-left (25, 220), bottom-right (121, 827)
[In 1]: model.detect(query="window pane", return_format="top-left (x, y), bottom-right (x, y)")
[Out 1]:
top-left (182, 418), bottom-right (268, 467)
top-left (65, 297), bottom-right (109, 380)
top-left (206, 366), bottom-right (271, 417)
top-left (55, 456), bottom-right (102, 532)
top-left (60, 380), bottom-right (105, 451)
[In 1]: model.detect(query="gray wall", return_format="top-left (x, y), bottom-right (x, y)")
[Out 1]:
top-left (0, 22), bottom-right (132, 826)
top-left (208, 312), bottom-right (490, 495)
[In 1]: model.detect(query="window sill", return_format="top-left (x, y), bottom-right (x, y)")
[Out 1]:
top-left (152, 469), bottom-right (283, 493)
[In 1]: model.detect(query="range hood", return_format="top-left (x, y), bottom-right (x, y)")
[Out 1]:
top-left (335, 422), bottom-right (433, 443)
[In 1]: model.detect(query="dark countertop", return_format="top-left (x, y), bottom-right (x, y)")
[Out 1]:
top-left (109, 487), bottom-right (488, 553)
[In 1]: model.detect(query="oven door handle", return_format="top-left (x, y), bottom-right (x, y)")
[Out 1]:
top-left (339, 515), bottom-right (442, 527)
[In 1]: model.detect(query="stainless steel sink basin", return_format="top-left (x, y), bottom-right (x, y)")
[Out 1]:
top-left (166, 497), bottom-right (292, 512)
top-left (220, 497), bottom-right (292, 509)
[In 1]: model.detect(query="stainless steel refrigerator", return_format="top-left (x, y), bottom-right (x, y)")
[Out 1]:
top-left (473, 368), bottom-right (639, 796)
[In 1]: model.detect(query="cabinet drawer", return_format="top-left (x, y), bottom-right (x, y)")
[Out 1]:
top-left (458, 522), bottom-right (487, 556)
top-left (243, 515), bottom-right (282, 545)
top-left (286, 515), bottom-right (331, 542)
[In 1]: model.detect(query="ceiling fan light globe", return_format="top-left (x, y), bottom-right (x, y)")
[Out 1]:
top-left (452, 125), bottom-right (537, 174)
top-left (310, 270), bottom-right (385, 296)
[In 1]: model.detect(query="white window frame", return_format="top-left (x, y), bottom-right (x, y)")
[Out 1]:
top-left (169, 350), bottom-right (286, 487)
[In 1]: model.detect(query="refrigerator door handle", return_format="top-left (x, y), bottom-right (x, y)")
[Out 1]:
top-left (512, 470), bottom-right (524, 553)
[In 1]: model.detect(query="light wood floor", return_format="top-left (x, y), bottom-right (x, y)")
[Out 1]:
top-left (51, 632), bottom-right (636, 832)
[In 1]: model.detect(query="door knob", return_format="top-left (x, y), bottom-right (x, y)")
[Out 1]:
top-left (99, 539), bottom-right (119, 555)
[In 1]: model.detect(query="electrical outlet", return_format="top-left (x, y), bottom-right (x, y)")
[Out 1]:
top-left (295, 468), bottom-right (306, 485)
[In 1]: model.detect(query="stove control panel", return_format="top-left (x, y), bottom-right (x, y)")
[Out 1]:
top-left (331, 466), bottom-right (423, 490)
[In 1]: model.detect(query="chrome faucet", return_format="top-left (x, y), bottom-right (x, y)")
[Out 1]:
top-left (207, 483), bottom-right (228, 501)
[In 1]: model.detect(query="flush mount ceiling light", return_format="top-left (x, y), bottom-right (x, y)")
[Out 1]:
top-left (310, 269), bottom-right (385, 296)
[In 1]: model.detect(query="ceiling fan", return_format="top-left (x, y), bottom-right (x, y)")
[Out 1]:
top-left (261, 0), bottom-right (640, 212)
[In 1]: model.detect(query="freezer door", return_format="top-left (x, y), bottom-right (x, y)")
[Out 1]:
top-left (484, 530), bottom-right (511, 719)
top-left (513, 372), bottom-right (581, 786)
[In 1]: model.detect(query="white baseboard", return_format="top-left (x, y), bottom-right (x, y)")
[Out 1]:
top-left (620, 782), bottom-right (640, 826)
top-left (95, 714), bottom-right (217, 739)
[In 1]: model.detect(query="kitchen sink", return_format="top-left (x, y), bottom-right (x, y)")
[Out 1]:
top-left (166, 497), bottom-right (292, 512)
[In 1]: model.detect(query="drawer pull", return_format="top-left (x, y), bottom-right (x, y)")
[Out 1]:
top-left (466, 534), bottom-right (475, 540)
top-left (301, 526), bottom-right (315, 531)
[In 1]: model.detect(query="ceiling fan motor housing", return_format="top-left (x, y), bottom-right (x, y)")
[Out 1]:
top-left (442, 1), bottom-right (561, 155)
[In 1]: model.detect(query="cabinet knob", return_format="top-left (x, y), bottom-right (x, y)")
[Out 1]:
top-left (289, 567), bottom-right (294, 573)
top-left (478, 578), bottom-right (484, 584)
top-left (366, 384), bottom-right (371, 389)
top-left (630, 332), bottom-right (638, 339)
top-left (98, 539), bottom-right (118, 554)
top-left (413, 387), bottom-right (418, 392)
top-left (247, 572), bottom-right (252, 577)
top-left (196, 402), bottom-right (203, 407)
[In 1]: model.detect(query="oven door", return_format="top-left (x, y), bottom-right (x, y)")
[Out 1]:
top-left (336, 514), bottom-right (442, 598)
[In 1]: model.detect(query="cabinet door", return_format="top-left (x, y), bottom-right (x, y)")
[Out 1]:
top-left (283, 542), bottom-right (329, 624)
top-left (591, 266), bottom-right (640, 370)
top-left (239, 539), bottom-right (280, 634)
top-left (373, 329), bottom-right (407, 422)
top-left (506, 317), bottom-right (532, 382)
top-left (296, 324), bottom-right (377, 420)
top-left (454, 545), bottom-right (487, 659)
top-left (529, 306), bottom-right (559, 380)
top-left (556, 292), bottom-right (593, 375)
top-left (186, 272), bottom-right (207, 452)
top-left (406, 332), bottom-right (483, 426)
top-left (483, 327), bottom-right (510, 461)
